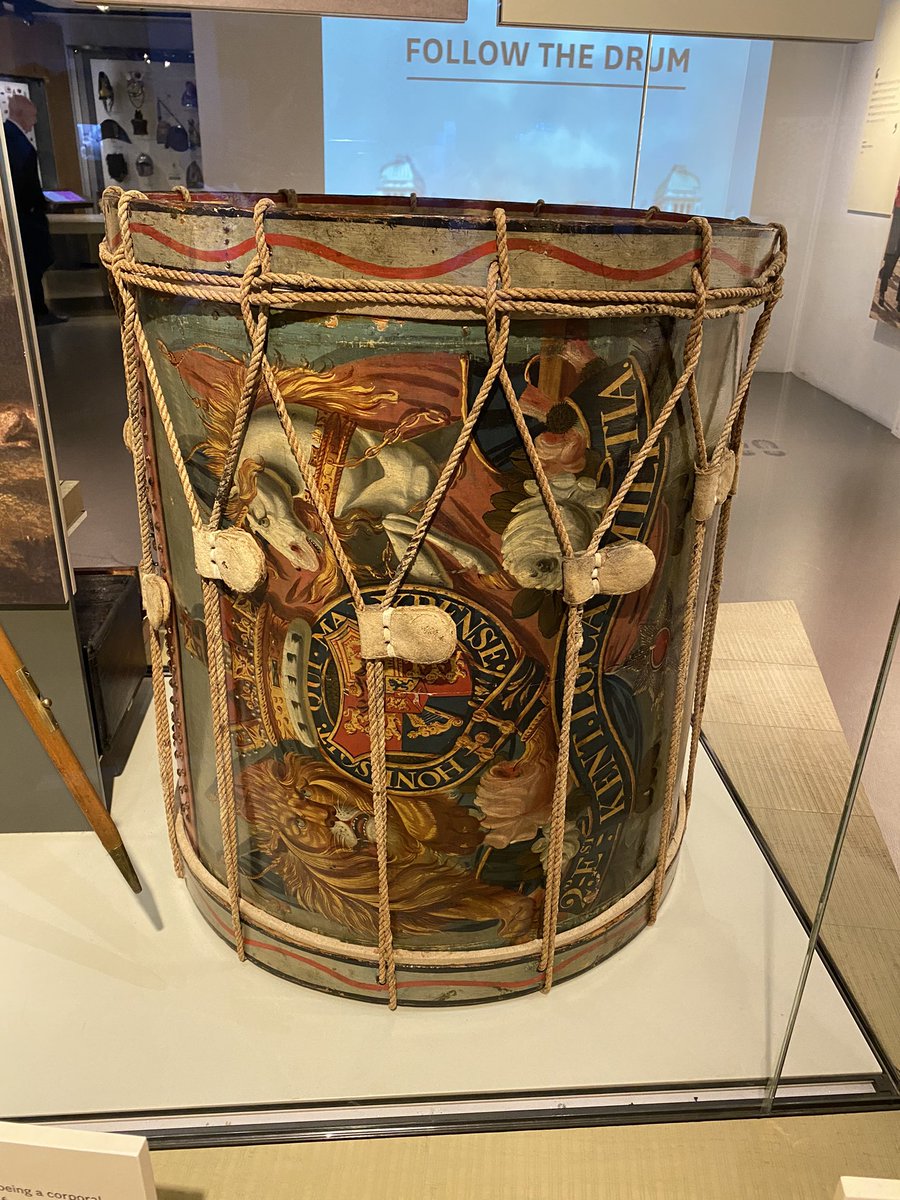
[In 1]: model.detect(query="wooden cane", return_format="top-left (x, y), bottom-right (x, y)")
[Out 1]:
top-left (0, 621), bottom-right (141, 892)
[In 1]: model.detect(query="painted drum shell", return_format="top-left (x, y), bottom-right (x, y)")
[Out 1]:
top-left (103, 192), bottom-right (779, 1004)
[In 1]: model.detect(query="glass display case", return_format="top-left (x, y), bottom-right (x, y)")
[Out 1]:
top-left (0, 0), bottom-right (898, 1151)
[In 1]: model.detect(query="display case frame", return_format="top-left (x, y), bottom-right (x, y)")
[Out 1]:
top-left (2, 0), bottom-right (900, 1150)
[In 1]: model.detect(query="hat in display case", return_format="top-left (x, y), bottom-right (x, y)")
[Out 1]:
top-left (126, 71), bottom-right (146, 110)
top-left (185, 159), bottom-right (203, 189)
top-left (105, 152), bottom-right (128, 182)
top-left (377, 155), bottom-right (425, 197)
top-left (100, 118), bottom-right (131, 143)
top-left (97, 71), bottom-right (114, 114)
top-left (181, 80), bottom-right (198, 109)
top-left (165, 123), bottom-right (188, 152)
top-left (135, 153), bottom-right (154, 177)
top-left (156, 99), bottom-right (169, 145)
top-left (653, 164), bottom-right (703, 216)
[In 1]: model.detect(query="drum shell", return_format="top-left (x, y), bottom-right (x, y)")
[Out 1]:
top-left (107, 195), bottom-right (779, 1004)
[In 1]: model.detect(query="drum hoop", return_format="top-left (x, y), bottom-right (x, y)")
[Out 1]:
top-left (174, 794), bottom-right (687, 971)
top-left (100, 187), bottom-right (786, 324)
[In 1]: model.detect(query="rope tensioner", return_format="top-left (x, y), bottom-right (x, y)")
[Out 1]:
top-left (357, 605), bottom-right (457, 665)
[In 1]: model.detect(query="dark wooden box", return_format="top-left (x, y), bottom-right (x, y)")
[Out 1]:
top-left (73, 568), bottom-right (146, 755)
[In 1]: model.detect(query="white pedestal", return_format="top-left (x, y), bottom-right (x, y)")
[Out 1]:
top-left (0, 703), bottom-right (880, 1132)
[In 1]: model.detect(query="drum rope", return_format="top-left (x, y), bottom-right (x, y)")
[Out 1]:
top-left (209, 252), bottom-right (273, 528)
top-left (120, 227), bottom-right (247, 957)
top-left (212, 200), bottom-right (515, 1005)
top-left (488, 209), bottom-right (579, 983)
top-left (101, 263), bottom-right (784, 322)
top-left (382, 257), bottom-right (511, 606)
top-left (110, 189), bottom-right (251, 955)
top-left (132, 312), bottom-right (247, 953)
top-left (489, 212), bottom-right (575, 558)
top-left (585, 217), bottom-right (712, 558)
top-left (364, 656), bottom-right (395, 1004)
top-left (480, 216), bottom-right (713, 980)
top-left (642, 220), bottom-right (713, 924)
top-left (101, 245), bottom-right (785, 321)
top-left (102, 187), bottom-right (785, 1003)
top-left (647, 234), bottom-right (784, 918)
top-left (682, 277), bottom-right (783, 818)
top-left (539, 603), bottom-right (583, 987)
top-left (199, 577), bottom-right (246, 958)
top-left (366, 249), bottom-right (512, 1004)
top-left (649, 263), bottom-right (784, 917)
top-left (114, 275), bottom-right (182, 878)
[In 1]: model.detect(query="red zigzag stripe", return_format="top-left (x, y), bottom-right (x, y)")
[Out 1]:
top-left (129, 222), bottom-right (757, 282)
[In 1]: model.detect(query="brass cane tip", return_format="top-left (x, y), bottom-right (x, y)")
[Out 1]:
top-left (109, 843), bottom-right (143, 893)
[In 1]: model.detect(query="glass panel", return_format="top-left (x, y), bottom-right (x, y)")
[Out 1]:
top-left (1, 0), bottom-right (896, 1142)
top-left (321, 0), bottom-right (646, 205)
top-left (634, 34), bottom-right (772, 217)
top-left (0, 111), bottom-right (68, 603)
top-left (765, 596), bottom-right (900, 1106)
top-left (697, 31), bottom-right (900, 1095)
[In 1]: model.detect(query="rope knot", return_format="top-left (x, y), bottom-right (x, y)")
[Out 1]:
top-left (691, 449), bottom-right (737, 521)
top-left (493, 206), bottom-right (511, 289)
top-left (357, 604), bottom-right (457, 665)
top-left (193, 527), bottom-right (266, 593)
top-left (561, 543), bottom-right (657, 605)
top-left (114, 188), bottom-right (150, 266)
top-left (252, 197), bottom-right (276, 275)
top-left (140, 569), bottom-right (171, 631)
top-left (485, 259), bottom-right (502, 346)
top-left (688, 215), bottom-right (713, 287)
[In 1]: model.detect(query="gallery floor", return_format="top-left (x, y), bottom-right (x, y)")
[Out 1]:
top-left (706, 599), bottom-right (900, 1060)
top-left (149, 1113), bottom-right (900, 1200)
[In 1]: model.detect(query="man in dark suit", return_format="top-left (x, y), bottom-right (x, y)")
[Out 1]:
top-left (3, 94), bottom-right (66, 325)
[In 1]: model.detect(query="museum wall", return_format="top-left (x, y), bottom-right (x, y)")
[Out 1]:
top-left (750, 38), bottom-right (850, 374)
top-left (191, 11), bottom-right (324, 194)
top-left (790, 0), bottom-right (900, 435)
top-left (751, 0), bottom-right (900, 433)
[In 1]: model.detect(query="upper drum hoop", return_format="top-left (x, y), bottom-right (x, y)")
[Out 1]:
top-left (103, 190), bottom-right (784, 1007)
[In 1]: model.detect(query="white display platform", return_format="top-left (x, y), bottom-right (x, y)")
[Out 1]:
top-left (0, 703), bottom-right (879, 1128)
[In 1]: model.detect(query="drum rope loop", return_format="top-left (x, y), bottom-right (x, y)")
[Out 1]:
top-left (112, 251), bottom-right (183, 884)
top-left (104, 186), bottom-right (785, 1006)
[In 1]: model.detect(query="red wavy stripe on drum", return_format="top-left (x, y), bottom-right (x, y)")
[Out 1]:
top-left (199, 894), bottom-right (630, 995)
top-left (128, 222), bottom-right (757, 282)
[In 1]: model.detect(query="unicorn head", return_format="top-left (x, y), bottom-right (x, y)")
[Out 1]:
top-left (232, 459), bottom-right (321, 572)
